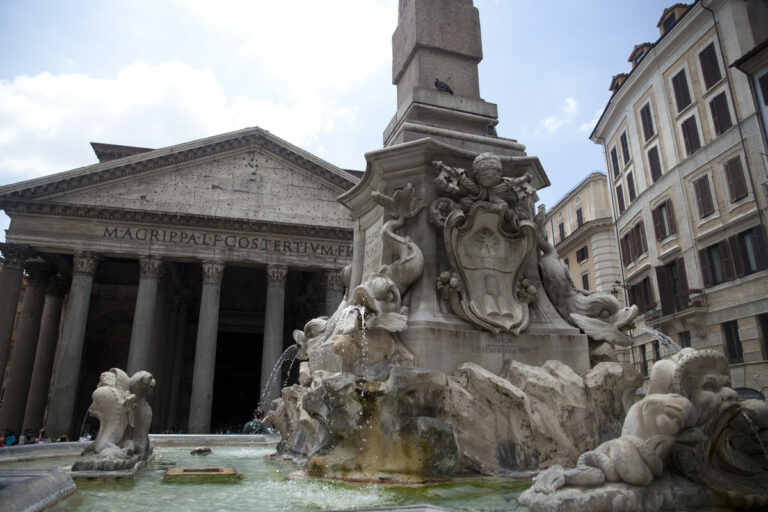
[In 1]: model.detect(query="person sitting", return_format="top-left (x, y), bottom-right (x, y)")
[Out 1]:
top-left (242, 409), bottom-right (274, 434)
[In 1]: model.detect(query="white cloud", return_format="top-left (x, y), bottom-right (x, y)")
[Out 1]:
top-left (173, 0), bottom-right (395, 95)
top-left (0, 60), bottom-right (358, 185)
top-left (539, 97), bottom-right (578, 135)
top-left (578, 107), bottom-right (604, 134)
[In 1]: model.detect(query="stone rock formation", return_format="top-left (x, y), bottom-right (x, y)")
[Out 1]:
top-left (520, 348), bottom-right (768, 511)
top-left (72, 368), bottom-right (155, 472)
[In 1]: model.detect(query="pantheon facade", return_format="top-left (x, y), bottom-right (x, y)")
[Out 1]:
top-left (0, 127), bottom-right (357, 437)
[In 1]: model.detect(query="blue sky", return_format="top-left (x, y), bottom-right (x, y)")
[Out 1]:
top-left (0, 0), bottom-right (678, 240)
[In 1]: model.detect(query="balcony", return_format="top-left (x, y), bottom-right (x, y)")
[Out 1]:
top-left (642, 289), bottom-right (707, 325)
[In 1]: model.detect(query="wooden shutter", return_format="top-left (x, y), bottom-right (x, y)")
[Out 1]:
top-left (682, 116), bottom-right (700, 155)
top-left (720, 240), bottom-right (735, 282)
top-left (621, 236), bottom-right (631, 265)
top-left (729, 235), bottom-right (746, 278)
top-left (672, 70), bottom-right (691, 112)
top-left (638, 222), bottom-right (647, 254)
top-left (666, 201), bottom-right (676, 235)
top-left (699, 248), bottom-right (712, 287)
top-left (725, 157), bottom-right (748, 202)
top-left (710, 93), bottom-right (732, 135)
top-left (648, 146), bottom-right (662, 181)
top-left (699, 43), bottom-right (722, 90)
top-left (656, 266), bottom-right (672, 315)
top-left (652, 206), bottom-right (662, 240)
top-left (675, 258), bottom-right (689, 293)
top-left (753, 225), bottom-right (768, 270)
top-left (695, 176), bottom-right (715, 218)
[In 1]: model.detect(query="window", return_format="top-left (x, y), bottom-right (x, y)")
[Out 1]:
top-left (640, 345), bottom-right (648, 377)
top-left (620, 132), bottom-right (630, 164)
top-left (759, 73), bottom-right (768, 106)
top-left (653, 340), bottom-right (661, 360)
top-left (710, 92), bottom-right (732, 135)
top-left (652, 201), bottom-right (676, 240)
top-left (616, 184), bottom-right (625, 214)
top-left (724, 157), bottom-right (748, 202)
top-left (610, 146), bottom-right (620, 177)
top-left (679, 331), bottom-right (691, 348)
top-left (655, 258), bottom-right (689, 316)
top-left (648, 146), bottom-right (662, 182)
top-left (563, 257), bottom-right (569, 268)
top-left (627, 172), bottom-right (636, 202)
top-left (662, 13), bottom-right (676, 33)
top-left (699, 42), bottom-right (722, 90)
top-left (700, 241), bottom-right (734, 286)
top-left (577, 246), bottom-right (588, 263)
top-left (629, 276), bottom-right (655, 312)
top-left (730, 225), bottom-right (768, 277)
top-left (671, 69), bottom-right (692, 112)
top-left (693, 175), bottom-right (715, 218)
top-left (576, 208), bottom-right (583, 227)
top-left (681, 115), bottom-right (701, 155)
top-left (558, 222), bottom-right (565, 242)
top-left (581, 273), bottom-right (590, 290)
top-left (640, 103), bottom-right (655, 141)
top-left (620, 222), bottom-right (647, 265)
top-left (759, 314), bottom-right (768, 361)
top-left (722, 320), bottom-right (743, 364)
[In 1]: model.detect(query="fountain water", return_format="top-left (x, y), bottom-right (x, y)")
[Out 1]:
top-left (258, 344), bottom-right (299, 410)
top-left (639, 326), bottom-right (682, 356)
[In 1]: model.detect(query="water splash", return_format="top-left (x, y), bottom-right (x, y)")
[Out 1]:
top-left (258, 344), bottom-right (299, 410)
top-left (742, 411), bottom-right (768, 462)
top-left (640, 326), bottom-right (682, 356)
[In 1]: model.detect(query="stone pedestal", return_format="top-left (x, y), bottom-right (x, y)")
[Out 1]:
top-left (126, 256), bottom-right (162, 374)
top-left (338, 139), bottom-right (589, 375)
top-left (260, 264), bottom-right (288, 404)
top-left (0, 244), bottom-right (30, 388)
top-left (45, 251), bottom-right (101, 439)
top-left (0, 261), bottom-right (53, 432)
top-left (23, 276), bottom-right (68, 432)
top-left (188, 261), bottom-right (224, 434)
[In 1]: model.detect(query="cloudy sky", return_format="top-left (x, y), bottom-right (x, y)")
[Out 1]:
top-left (0, 0), bottom-right (678, 240)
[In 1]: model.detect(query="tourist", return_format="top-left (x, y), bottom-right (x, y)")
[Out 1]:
top-left (57, 434), bottom-right (69, 442)
top-left (242, 409), bottom-right (274, 434)
top-left (0, 434), bottom-right (5, 447)
top-left (6, 431), bottom-right (16, 446)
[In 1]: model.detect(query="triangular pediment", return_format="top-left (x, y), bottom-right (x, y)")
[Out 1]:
top-left (0, 127), bottom-right (359, 229)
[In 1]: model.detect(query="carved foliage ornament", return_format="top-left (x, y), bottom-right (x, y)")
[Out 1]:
top-left (138, 256), bottom-right (163, 280)
top-left (0, 243), bottom-right (31, 269)
top-left (201, 261), bottom-right (225, 285)
top-left (72, 251), bottom-right (102, 276)
top-left (431, 153), bottom-right (538, 335)
top-left (266, 264), bottom-right (288, 287)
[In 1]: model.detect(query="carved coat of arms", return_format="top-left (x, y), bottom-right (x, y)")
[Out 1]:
top-left (431, 153), bottom-right (537, 335)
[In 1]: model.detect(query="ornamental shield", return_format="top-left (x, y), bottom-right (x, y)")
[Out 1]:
top-left (444, 202), bottom-right (536, 335)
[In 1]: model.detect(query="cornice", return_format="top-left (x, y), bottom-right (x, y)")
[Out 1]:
top-left (555, 217), bottom-right (615, 255)
top-left (0, 129), bottom-right (356, 201)
top-left (1, 200), bottom-right (353, 241)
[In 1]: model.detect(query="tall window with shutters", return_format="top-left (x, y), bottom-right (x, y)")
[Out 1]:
top-left (671, 69), bottom-right (692, 113)
top-left (640, 103), bottom-right (655, 141)
top-left (627, 172), bottom-right (636, 202)
top-left (616, 184), bottom-right (625, 214)
top-left (699, 42), bottom-right (722, 91)
top-left (648, 146), bottom-right (662, 182)
top-left (620, 222), bottom-right (647, 265)
top-left (629, 276), bottom-right (655, 312)
top-left (655, 258), bottom-right (689, 316)
top-left (620, 132), bottom-right (631, 165)
top-left (652, 201), bottom-right (676, 240)
top-left (724, 156), bottom-right (748, 203)
top-left (710, 92), bottom-right (732, 135)
top-left (610, 146), bottom-right (620, 177)
top-left (681, 115), bottom-right (701, 155)
top-left (693, 175), bottom-right (715, 219)
top-left (576, 207), bottom-right (583, 227)
top-left (699, 226), bottom-right (768, 287)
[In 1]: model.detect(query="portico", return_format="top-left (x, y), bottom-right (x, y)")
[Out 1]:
top-left (0, 127), bottom-right (357, 437)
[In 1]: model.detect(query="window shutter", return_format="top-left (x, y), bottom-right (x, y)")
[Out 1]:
top-left (656, 266), bottom-right (671, 314)
top-left (699, 43), bottom-right (722, 90)
top-left (652, 206), bottom-right (662, 240)
top-left (672, 70), bottom-right (691, 112)
top-left (720, 240), bottom-right (735, 282)
top-left (729, 235), bottom-right (746, 278)
top-left (639, 223), bottom-right (647, 254)
top-left (675, 258), bottom-right (689, 293)
top-left (725, 157), bottom-right (748, 202)
top-left (699, 248), bottom-right (713, 287)
top-left (621, 236), bottom-right (631, 266)
top-left (710, 93), bottom-right (732, 135)
top-left (753, 226), bottom-right (768, 270)
top-left (666, 201), bottom-right (676, 235)
top-left (695, 176), bottom-right (715, 218)
top-left (648, 146), bottom-right (662, 181)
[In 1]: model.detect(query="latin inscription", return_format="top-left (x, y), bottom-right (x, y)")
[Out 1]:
top-left (102, 226), bottom-right (353, 258)
top-left (472, 333), bottom-right (516, 353)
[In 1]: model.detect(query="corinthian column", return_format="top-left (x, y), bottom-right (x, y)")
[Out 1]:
top-left (0, 260), bottom-right (54, 432)
top-left (260, 264), bottom-right (288, 404)
top-left (127, 256), bottom-right (162, 374)
top-left (0, 243), bottom-right (31, 387)
top-left (23, 275), bottom-right (68, 432)
top-left (45, 251), bottom-right (101, 439)
top-left (188, 261), bottom-right (224, 434)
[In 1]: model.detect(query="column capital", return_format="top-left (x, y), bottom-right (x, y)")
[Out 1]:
top-left (72, 251), bottom-right (102, 276)
top-left (46, 275), bottom-right (70, 297)
top-left (0, 243), bottom-right (32, 269)
top-left (138, 256), bottom-right (163, 280)
top-left (322, 268), bottom-right (345, 292)
top-left (25, 259), bottom-right (55, 286)
top-left (201, 261), bottom-right (225, 285)
top-left (266, 264), bottom-right (288, 287)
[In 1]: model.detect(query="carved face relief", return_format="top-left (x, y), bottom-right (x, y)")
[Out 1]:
top-left (688, 371), bottom-right (739, 428)
top-left (472, 153), bottom-right (503, 188)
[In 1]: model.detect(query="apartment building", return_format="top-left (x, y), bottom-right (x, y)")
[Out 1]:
top-left (590, 0), bottom-right (768, 391)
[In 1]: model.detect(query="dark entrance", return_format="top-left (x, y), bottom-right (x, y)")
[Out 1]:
top-left (211, 331), bottom-right (262, 432)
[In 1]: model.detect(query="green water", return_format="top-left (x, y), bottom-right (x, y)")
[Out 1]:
top-left (24, 446), bottom-right (528, 511)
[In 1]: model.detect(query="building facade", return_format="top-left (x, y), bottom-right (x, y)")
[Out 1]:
top-left (544, 172), bottom-right (624, 302)
top-left (591, 0), bottom-right (768, 390)
top-left (0, 127), bottom-right (358, 437)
